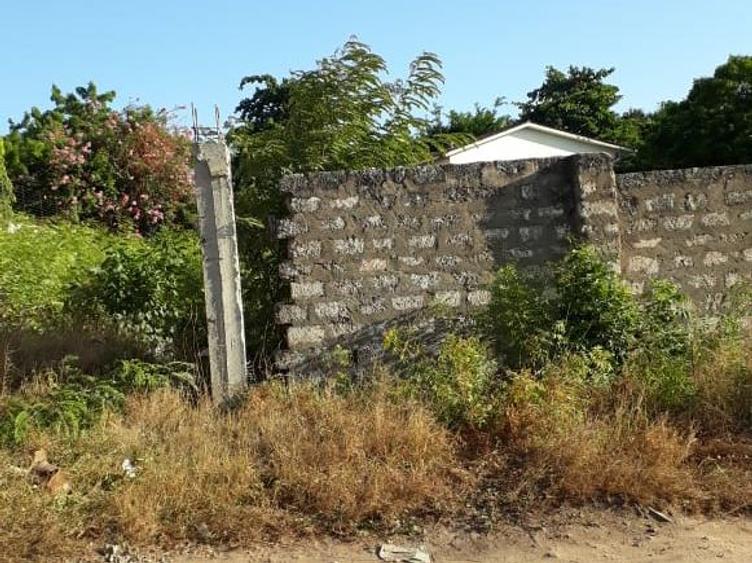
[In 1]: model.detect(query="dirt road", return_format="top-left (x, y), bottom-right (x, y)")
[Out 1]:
top-left (171, 510), bottom-right (752, 563)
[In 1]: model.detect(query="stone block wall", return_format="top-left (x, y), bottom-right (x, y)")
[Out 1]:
top-left (274, 156), bottom-right (752, 373)
top-left (616, 165), bottom-right (752, 313)
top-left (274, 153), bottom-right (618, 372)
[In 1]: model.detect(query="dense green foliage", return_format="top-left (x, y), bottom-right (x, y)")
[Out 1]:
top-left (0, 218), bottom-right (108, 333)
top-left (428, 101), bottom-right (511, 143)
top-left (385, 247), bottom-right (751, 435)
top-left (516, 66), bottom-right (625, 142)
top-left (635, 55), bottom-right (752, 169)
top-left (487, 247), bottom-right (642, 370)
top-left (385, 331), bottom-right (498, 429)
top-left (230, 40), bottom-right (463, 360)
top-left (0, 217), bottom-right (204, 392)
top-left (3, 83), bottom-right (193, 233)
top-left (67, 229), bottom-right (205, 359)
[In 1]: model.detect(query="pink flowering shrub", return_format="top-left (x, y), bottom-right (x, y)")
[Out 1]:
top-left (4, 83), bottom-right (193, 234)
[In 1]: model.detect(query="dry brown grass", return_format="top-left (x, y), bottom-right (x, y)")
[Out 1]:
top-left (487, 371), bottom-right (698, 508)
top-left (3, 341), bottom-right (752, 561)
top-left (0, 380), bottom-right (458, 559)
top-left (690, 339), bottom-right (752, 435)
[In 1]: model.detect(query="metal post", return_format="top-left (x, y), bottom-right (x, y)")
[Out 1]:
top-left (193, 140), bottom-right (248, 400)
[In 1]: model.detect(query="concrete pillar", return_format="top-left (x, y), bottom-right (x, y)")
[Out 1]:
top-left (193, 141), bottom-right (247, 400)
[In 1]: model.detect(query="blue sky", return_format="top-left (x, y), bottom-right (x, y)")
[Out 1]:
top-left (2, 0), bottom-right (751, 132)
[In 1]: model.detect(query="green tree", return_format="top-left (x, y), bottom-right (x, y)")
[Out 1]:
top-left (429, 101), bottom-right (511, 142)
top-left (517, 65), bottom-right (623, 142)
top-left (230, 39), bottom-right (458, 364)
top-left (637, 55), bottom-right (752, 169)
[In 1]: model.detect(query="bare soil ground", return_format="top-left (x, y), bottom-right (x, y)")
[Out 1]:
top-left (168, 509), bottom-right (752, 563)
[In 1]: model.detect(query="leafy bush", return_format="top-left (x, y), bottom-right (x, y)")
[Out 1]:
top-left (67, 229), bottom-right (205, 359)
top-left (0, 219), bottom-right (204, 390)
top-left (0, 218), bottom-right (109, 388)
top-left (552, 247), bottom-right (641, 362)
top-left (487, 247), bottom-right (693, 373)
top-left (384, 328), bottom-right (498, 429)
top-left (0, 218), bottom-right (107, 333)
top-left (4, 83), bottom-right (192, 233)
top-left (485, 265), bottom-right (552, 369)
top-left (639, 279), bottom-right (693, 357)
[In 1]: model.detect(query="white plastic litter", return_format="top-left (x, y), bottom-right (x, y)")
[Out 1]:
top-left (378, 543), bottom-right (431, 563)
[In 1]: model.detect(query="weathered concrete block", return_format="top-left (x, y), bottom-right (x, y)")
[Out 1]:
top-left (399, 256), bottom-right (425, 267)
top-left (508, 248), bottom-right (534, 259)
top-left (467, 290), bottom-right (491, 307)
top-left (684, 193), bottom-right (707, 211)
top-left (372, 238), bottom-right (394, 251)
top-left (686, 234), bottom-right (714, 247)
top-left (701, 212), bottom-right (731, 228)
top-left (409, 234), bottom-right (437, 249)
top-left (434, 255), bottom-right (461, 269)
top-left (291, 281), bottom-right (324, 300)
top-left (360, 258), bottom-right (388, 272)
top-left (726, 191), bottom-right (752, 205)
top-left (291, 240), bottom-right (322, 259)
top-left (329, 196), bottom-right (359, 209)
top-left (334, 237), bottom-right (365, 255)
top-left (328, 280), bottom-right (363, 296)
top-left (277, 218), bottom-right (309, 239)
top-left (538, 205), bottom-right (565, 218)
top-left (703, 252), bottom-right (728, 267)
top-left (645, 194), bottom-right (675, 213)
top-left (629, 218), bottom-right (657, 233)
top-left (314, 301), bottom-right (350, 320)
top-left (287, 325), bottom-right (326, 348)
top-left (276, 303), bottom-right (307, 324)
top-left (628, 256), bottom-right (659, 275)
top-left (321, 217), bottom-right (346, 231)
top-left (409, 272), bottom-right (441, 290)
top-left (279, 261), bottom-right (311, 280)
top-left (326, 322), bottom-right (362, 338)
top-left (581, 200), bottom-right (618, 218)
top-left (398, 215), bottom-right (422, 229)
top-left (689, 274), bottom-right (717, 289)
top-left (433, 291), bottom-right (463, 307)
top-left (725, 272), bottom-right (742, 288)
top-left (662, 215), bottom-right (694, 231)
top-left (447, 233), bottom-right (473, 247)
top-left (370, 274), bottom-right (400, 290)
top-left (519, 226), bottom-right (544, 242)
top-left (360, 298), bottom-right (387, 316)
top-left (290, 196), bottom-right (321, 213)
top-left (392, 295), bottom-right (425, 311)
top-left (431, 215), bottom-right (460, 230)
top-left (484, 228), bottom-right (510, 240)
top-left (633, 238), bottom-right (662, 249)
top-left (362, 215), bottom-right (386, 229)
